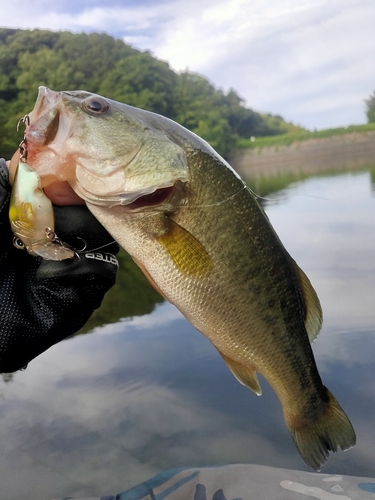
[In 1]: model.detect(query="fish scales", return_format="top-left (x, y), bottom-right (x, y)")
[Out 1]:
top-left (23, 87), bottom-right (356, 470)
top-left (109, 150), bottom-right (320, 399)
top-left (87, 146), bottom-right (341, 457)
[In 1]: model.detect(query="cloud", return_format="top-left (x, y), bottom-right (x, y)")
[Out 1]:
top-left (0, 302), bottom-right (301, 497)
top-left (0, 0), bottom-right (374, 128)
top-left (151, 0), bottom-right (375, 128)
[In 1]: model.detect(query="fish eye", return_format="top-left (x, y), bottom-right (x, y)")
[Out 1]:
top-left (83, 97), bottom-right (109, 114)
top-left (13, 237), bottom-right (25, 250)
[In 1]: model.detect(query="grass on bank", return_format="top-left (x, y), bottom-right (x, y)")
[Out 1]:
top-left (246, 165), bottom-right (375, 199)
top-left (236, 122), bottom-right (375, 151)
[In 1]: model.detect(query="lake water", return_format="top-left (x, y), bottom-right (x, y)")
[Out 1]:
top-left (1, 168), bottom-right (375, 499)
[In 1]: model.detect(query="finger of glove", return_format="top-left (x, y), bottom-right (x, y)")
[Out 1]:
top-left (36, 251), bottom-right (119, 283)
top-left (54, 205), bottom-right (119, 254)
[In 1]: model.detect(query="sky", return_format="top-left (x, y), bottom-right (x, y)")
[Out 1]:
top-left (1, 0), bottom-right (374, 130)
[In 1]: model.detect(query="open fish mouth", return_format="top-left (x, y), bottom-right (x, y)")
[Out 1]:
top-left (26, 87), bottom-right (62, 146)
top-left (23, 87), bottom-right (84, 185)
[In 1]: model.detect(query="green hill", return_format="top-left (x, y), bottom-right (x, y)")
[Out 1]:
top-left (0, 28), bottom-right (303, 159)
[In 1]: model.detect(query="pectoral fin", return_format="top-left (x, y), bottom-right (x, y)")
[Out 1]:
top-left (220, 352), bottom-right (262, 396)
top-left (291, 260), bottom-right (323, 343)
top-left (157, 217), bottom-right (213, 277)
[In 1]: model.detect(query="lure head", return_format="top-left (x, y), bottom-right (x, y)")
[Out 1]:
top-left (9, 161), bottom-right (75, 260)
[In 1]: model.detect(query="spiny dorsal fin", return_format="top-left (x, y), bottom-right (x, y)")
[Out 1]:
top-left (291, 260), bottom-right (323, 343)
top-left (157, 217), bottom-right (213, 277)
top-left (220, 352), bottom-right (262, 396)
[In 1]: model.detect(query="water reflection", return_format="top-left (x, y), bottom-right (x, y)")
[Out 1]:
top-left (1, 169), bottom-right (375, 500)
top-left (80, 248), bottom-right (164, 333)
top-left (263, 170), bottom-right (375, 331)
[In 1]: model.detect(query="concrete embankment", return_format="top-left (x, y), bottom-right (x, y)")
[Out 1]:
top-left (229, 131), bottom-right (375, 179)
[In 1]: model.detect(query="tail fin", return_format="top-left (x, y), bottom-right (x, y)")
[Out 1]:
top-left (287, 388), bottom-right (356, 470)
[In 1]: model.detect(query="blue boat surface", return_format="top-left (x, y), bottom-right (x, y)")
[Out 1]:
top-left (57, 463), bottom-right (375, 500)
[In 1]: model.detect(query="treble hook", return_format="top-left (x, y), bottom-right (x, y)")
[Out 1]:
top-left (16, 114), bottom-right (30, 132)
top-left (17, 114), bottom-right (30, 163)
top-left (18, 139), bottom-right (28, 163)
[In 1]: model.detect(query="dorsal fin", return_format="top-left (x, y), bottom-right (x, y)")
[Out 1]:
top-left (291, 260), bottom-right (323, 343)
top-left (220, 352), bottom-right (262, 396)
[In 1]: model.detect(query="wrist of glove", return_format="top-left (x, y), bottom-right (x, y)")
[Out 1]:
top-left (0, 159), bottom-right (119, 373)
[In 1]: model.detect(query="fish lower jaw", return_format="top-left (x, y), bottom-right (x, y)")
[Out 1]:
top-left (70, 180), bottom-right (185, 210)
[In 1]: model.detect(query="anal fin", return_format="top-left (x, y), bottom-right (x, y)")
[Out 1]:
top-left (220, 352), bottom-right (262, 396)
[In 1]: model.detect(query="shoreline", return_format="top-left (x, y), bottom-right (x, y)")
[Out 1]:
top-left (229, 130), bottom-right (375, 179)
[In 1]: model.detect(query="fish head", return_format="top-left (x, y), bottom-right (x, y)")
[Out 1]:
top-left (25, 87), bottom-right (189, 209)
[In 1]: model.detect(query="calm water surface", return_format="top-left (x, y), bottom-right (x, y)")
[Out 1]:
top-left (1, 169), bottom-right (375, 499)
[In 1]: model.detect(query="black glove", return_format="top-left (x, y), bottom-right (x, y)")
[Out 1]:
top-left (0, 159), bottom-right (119, 373)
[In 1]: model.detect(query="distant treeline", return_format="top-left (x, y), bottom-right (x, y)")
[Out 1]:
top-left (0, 28), bottom-right (303, 159)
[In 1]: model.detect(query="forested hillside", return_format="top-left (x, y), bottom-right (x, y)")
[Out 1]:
top-left (0, 28), bottom-right (303, 159)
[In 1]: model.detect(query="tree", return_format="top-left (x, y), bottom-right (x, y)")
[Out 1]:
top-left (99, 52), bottom-right (178, 117)
top-left (365, 90), bottom-right (375, 123)
top-left (173, 72), bottom-right (237, 156)
top-left (0, 28), bottom-right (302, 159)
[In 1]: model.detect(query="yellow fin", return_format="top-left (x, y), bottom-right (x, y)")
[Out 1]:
top-left (9, 201), bottom-right (34, 225)
top-left (220, 352), bottom-right (262, 396)
top-left (292, 260), bottom-right (323, 343)
top-left (10, 219), bottom-right (35, 239)
top-left (157, 217), bottom-right (213, 277)
top-left (286, 387), bottom-right (356, 470)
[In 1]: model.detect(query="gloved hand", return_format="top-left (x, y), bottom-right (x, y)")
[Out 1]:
top-left (0, 159), bottom-right (119, 373)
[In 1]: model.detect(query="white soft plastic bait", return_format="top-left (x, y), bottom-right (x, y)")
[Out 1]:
top-left (9, 161), bottom-right (75, 260)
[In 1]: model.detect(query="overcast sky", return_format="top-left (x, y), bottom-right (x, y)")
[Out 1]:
top-left (1, 0), bottom-right (374, 130)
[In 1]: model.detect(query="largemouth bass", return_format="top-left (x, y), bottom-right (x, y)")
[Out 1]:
top-left (23, 86), bottom-right (355, 469)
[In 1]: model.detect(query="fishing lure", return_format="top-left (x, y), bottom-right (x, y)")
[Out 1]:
top-left (9, 161), bottom-right (75, 260)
